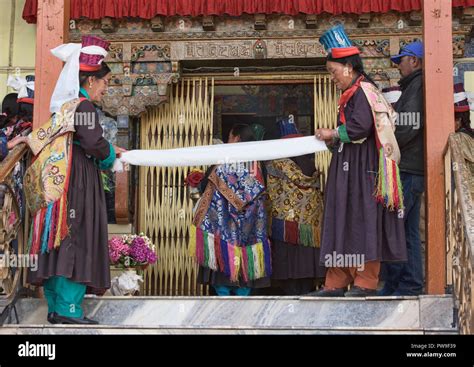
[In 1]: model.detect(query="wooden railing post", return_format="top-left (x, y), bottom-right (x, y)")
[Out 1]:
top-left (423, 0), bottom-right (455, 294)
top-left (32, 0), bottom-right (70, 129)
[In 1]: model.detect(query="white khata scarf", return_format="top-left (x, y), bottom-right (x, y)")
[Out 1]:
top-left (113, 136), bottom-right (327, 171)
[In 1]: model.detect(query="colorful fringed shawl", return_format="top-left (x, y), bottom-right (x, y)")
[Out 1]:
top-left (189, 162), bottom-right (271, 282)
top-left (25, 98), bottom-right (84, 255)
top-left (265, 158), bottom-right (323, 247)
top-left (339, 76), bottom-right (404, 211)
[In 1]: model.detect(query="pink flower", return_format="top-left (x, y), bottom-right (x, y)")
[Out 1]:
top-left (108, 234), bottom-right (157, 266)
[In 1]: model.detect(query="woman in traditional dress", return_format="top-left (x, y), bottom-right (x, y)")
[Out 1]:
top-left (313, 26), bottom-right (406, 297)
top-left (192, 124), bottom-right (271, 296)
top-left (266, 117), bottom-right (325, 295)
top-left (27, 36), bottom-right (125, 324)
top-left (0, 76), bottom-right (35, 160)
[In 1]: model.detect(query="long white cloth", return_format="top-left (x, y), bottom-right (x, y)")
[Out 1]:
top-left (114, 136), bottom-right (327, 171)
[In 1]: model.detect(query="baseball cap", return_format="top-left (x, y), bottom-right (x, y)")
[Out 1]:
top-left (391, 41), bottom-right (424, 64)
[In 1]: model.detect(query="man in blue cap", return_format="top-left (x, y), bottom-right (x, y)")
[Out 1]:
top-left (379, 41), bottom-right (425, 296)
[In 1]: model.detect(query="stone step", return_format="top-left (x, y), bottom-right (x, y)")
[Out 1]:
top-left (1, 295), bottom-right (457, 334)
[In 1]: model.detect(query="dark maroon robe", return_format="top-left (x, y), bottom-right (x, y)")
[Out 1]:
top-left (28, 97), bottom-right (111, 293)
top-left (319, 88), bottom-right (407, 265)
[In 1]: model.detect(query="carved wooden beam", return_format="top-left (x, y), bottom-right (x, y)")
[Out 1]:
top-left (202, 16), bottom-right (215, 31)
top-left (151, 16), bottom-right (164, 32)
top-left (254, 14), bottom-right (266, 30)
top-left (408, 11), bottom-right (422, 26)
top-left (305, 14), bottom-right (318, 29)
top-left (461, 7), bottom-right (474, 24)
top-left (115, 171), bottom-right (130, 224)
top-left (357, 14), bottom-right (371, 28)
top-left (101, 17), bottom-right (117, 33)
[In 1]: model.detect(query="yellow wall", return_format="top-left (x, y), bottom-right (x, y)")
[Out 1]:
top-left (0, 0), bottom-right (36, 103)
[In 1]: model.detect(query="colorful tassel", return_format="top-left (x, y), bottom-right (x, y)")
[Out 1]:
top-left (207, 232), bottom-right (217, 270)
top-left (27, 220), bottom-right (33, 254)
top-left (203, 231), bottom-right (209, 267)
top-left (189, 226), bottom-right (272, 281)
top-left (375, 147), bottom-right (404, 211)
top-left (40, 203), bottom-right (54, 254)
top-left (312, 225), bottom-right (321, 248)
top-left (227, 243), bottom-right (236, 281)
top-left (298, 223), bottom-right (313, 247)
top-left (220, 238), bottom-right (230, 277)
top-left (196, 227), bottom-right (204, 265)
top-left (271, 218), bottom-right (285, 242)
top-left (188, 224), bottom-right (197, 257)
top-left (233, 246), bottom-right (242, 282)
top-left (240, 246), bottom-right (249, 283)
top-left (284, 221), bottom-right (298, 244)
top-left (214, 233), bottom-right (223, 270)
top-left (263, 239), bottom-right (272, 277)
top-left (246, 244), bottom-right (255, 280)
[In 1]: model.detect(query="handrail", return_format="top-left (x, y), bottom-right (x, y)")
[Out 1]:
top-left (0, 142), bottom-right (30, 316)
top-left (0, 144), bottom-right (28, 182)
top-left (444, 132), bottom-right (474, 334)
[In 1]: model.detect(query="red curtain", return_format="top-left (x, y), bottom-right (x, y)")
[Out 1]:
top-left (22, 0), bottom-right (474, 24)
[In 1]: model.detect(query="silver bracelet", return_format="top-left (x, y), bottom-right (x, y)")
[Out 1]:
top-left (334, 127), bottom-right (339, 139)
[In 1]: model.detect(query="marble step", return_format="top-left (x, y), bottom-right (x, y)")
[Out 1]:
top-left (1, 295), bottom-right (457, 335)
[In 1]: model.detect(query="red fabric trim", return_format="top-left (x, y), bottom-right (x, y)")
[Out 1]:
top-left (22, 0), bottom-right (474, 24)
top-left (331, 46), bottom-right (360, 58)
top-left (454, 105), bottom-right (470, 112)
top-left (79, 63), bottom-right (101, 71)
top-left (17, 98), bottom-right (34, 105)
top-left (338, 75), bottom-right (364, 125)
top-left (391, 159), bottom-right (399, 207)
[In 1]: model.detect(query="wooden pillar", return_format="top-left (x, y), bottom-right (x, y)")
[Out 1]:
top-left (423, 0), bottom-right (454, 294)
top-left (33, 0), bottom-right (70, 128)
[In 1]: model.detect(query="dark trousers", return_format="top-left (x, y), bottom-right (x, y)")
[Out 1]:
top-left (381, 173), bottom-right (425, 295)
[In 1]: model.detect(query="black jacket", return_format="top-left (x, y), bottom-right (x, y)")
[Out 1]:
top-left (394, 69), bottom-right (425, 176)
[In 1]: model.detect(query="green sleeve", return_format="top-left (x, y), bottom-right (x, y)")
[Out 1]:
top-left (98, 142), bottom-right (116, 170)
top-left (338, 125), bottom-right (351, 143)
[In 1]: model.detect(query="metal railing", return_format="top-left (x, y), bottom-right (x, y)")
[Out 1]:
top-left (444, 132), bottom-right (474, 334)
top-left (0, 143), bottom-right (30, 320)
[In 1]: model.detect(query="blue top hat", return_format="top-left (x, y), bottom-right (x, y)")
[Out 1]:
top-left (279, 117), bottom-right (302, 138)
top-left (319, 24), bottom-right (353, 53)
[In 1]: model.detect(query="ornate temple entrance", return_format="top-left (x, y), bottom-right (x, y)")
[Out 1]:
top-left (138, 72), bottom-right (338, 296)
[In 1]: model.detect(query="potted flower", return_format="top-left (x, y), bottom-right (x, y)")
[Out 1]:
top-left (108, 233), bottom-right (157, 269)
top-left (108, 233), bottom-right (157, 296)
